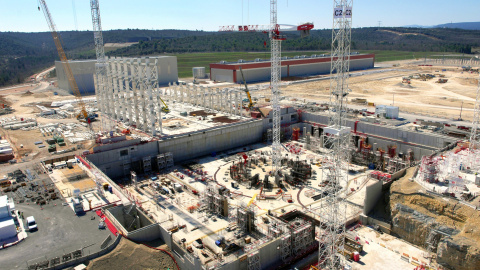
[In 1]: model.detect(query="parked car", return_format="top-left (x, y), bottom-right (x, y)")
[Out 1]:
top-left (26, 216), bottom-right (37, 232)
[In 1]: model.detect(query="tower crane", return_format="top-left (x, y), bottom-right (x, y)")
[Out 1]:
top-left (468, 72), bottom-right (480, 168)
top-left (38, 0), bottom-right (94, 128)
top-left (90, 0), bottom-right (108, 131)
top-left (269, 0), bottom-right (283, 184)
top-left (318, 1), bottom-right (353, 269)
top-left (219, 22), bottom-right (314, 36)
top-left (219, 2), bottom-right (311, 185)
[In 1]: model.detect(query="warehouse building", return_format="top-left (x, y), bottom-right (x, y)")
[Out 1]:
top-left (55, 56), bottom-right (179, 95)
top-left (209, 53), bottom-right (375, 83)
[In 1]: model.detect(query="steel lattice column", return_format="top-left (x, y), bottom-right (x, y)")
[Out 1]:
top-left (270, 0), bottom-right (282, 179)
top-left (469, 73), bottom-right (480, 168)
top-left (318, 1), bottom-right (353, 269)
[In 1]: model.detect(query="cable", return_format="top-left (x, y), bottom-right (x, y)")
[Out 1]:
top-left (72, 0), bottom-right (78, 31)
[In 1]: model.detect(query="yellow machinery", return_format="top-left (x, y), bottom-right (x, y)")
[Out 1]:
top-left (38, 0), bottom-right (94, 126)
top-left (239, 67), bottom-right (255, 109)
top-left (159, 97), bottom-right (170, 113)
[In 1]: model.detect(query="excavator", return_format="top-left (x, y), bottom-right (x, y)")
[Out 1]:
top-left (38, 0), bottom-right (95, 128)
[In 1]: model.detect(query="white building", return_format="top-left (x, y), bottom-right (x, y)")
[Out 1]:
top-left (0, 195), bottom-right (16, 240)
top-left (55, 56), bottom-right (178, 95)
top-left (375, 105), bottom-right (399, 119)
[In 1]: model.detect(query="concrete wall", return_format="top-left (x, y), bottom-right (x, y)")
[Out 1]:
top-left (46, 235), bottom-right (122, 270)
top-left (171, 241), bottom-right (203, 270)
top-left (56, 56), bottom-right (178, 95)
top-left (86, 120), bottom-right (264, 179)
top-left (289, 58), bottom-right (373, 77)
top-left (159, 224), bottom-right (173, 247)
top-left (363, 179), bottom-right (383, 215)
top-left (211, 68), bottom-right (234, 82)
top-left (158, 120), bottom-right (263, 163)
top-left (87, 140), bottom-right (160, 179)
top-left (302, 111), bottom-right (456, 159)
top-left (55, 60), bottom-right (96, 95)
top-left (127, 223), bottom-right (161, 242)
top-left (238, 66), bottom-right (288, 83)
top-left (359, 214), bottom-right (392, 234)
top-left (154, 56), bottom-right (178, 86)
top-left (258, 238), bottom-right (284, 269)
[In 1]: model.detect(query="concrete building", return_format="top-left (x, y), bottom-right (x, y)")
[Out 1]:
top-left (0, 195), bottom-right (16, 241)
top-left (375, 105), bottom-right (399, 119)
top-left (55, 56), bottom-right (179, 95)
top-left (209, 54), bottom-right (375, 83)
top-left (55, 60), bottom-right (96, 95)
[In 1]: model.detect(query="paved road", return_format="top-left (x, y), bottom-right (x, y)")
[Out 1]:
top-left (0, 201), bottom-right (113, 269)
top-left (35, 66), bottom-right (55, 82)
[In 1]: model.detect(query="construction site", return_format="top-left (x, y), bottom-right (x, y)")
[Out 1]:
top-left (0, 0), bottom-right (480, 270)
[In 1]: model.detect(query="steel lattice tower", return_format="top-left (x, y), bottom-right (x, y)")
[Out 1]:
top-left (318, 1), bottom-right (353, 269)
top-left (270, 0), bottom-right (283, 180)
top-left (90, 0), bottom-right (109, 132)
top-left (469, 73), bottom-right (480, 168)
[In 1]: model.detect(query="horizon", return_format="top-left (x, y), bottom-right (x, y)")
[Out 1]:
top-left (1, 21), bottom-right (479, 34)
top-left (0, 0), bottom-right (478, 32)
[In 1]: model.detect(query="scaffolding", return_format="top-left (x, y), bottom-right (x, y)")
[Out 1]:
top-left (420, 156), bottom-right (440, 183)
top-left (247, 250), bottom-right (261, 270)
top-left (281, 234), bottom-right (292, 262)
top-left (166, 83), bottom-right (243, 117)
top-left (96, 56), bottom-right (163, 136)
top-left (317, 1), bottom-right (353, 268)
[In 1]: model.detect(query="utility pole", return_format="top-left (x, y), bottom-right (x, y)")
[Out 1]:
top-left (459, 100), bottom-right (463, 121)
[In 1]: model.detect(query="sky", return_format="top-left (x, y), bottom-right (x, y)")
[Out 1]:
top-left (0, 0), bottom-right (478, 33)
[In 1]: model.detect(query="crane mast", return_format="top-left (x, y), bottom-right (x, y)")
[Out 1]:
top-left (38, 0), bottom-right (89, 123)
top-left (90, 0), bottom-right (109, 132)
top-left (270, 0), bottom-right (283, 183)
top-left (318, 1), bottom-right (353, 269)
top-left (469, 74), bottom-right (480, 168)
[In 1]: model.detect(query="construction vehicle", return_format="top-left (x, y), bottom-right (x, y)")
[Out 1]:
top-left (159, 97), bottom-right (170, 113)
top-left (436, 78), bottom-right (448, 83)
top-left (38, 0), bottom-right (95, 128)
top-left (402, 77), bottom-right (411, 84)
top-left (121, 129), bottom-right (131, 135)
top-left (239, 67), bottom-right (255, 109)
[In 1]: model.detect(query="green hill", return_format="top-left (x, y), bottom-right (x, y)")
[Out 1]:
top-left (0, 27), bottom-right (478, 87)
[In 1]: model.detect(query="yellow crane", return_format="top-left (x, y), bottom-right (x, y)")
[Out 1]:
top-left (239, 67), bottom-right (255, 109)
top-left (159, 97), bottom-right (170, 113)
top-left (38, 0), bottom-right (94, 127)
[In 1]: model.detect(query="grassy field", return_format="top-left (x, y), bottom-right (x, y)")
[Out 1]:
top-left (170, 50), bottom-right (465, 78)
top-left (170, 51), bottom-right (328, 78)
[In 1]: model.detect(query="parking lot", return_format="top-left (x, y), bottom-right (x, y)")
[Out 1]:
top-left (0, 201), bottom-right (114, 269)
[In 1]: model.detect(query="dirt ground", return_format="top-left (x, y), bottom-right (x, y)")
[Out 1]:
top-left (254, 60), bottom-right (479, 121)
top-left (87, 237), bottom-right (178, 270)
top-left (0, 81), bottom-right (95, 164)
top-left (390, 167), bottom-right (480, 245)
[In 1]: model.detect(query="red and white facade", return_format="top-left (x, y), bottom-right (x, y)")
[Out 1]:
top-left (210, 54), bottom-right (375, 83)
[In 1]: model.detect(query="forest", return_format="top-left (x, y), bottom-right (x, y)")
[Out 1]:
top-left (0, 27), bottom-right (478, 87)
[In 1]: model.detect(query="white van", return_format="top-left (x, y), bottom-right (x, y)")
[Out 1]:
top-left (26, 216), bottom-right (37, 231)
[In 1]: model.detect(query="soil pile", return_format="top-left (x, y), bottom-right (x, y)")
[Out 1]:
top-left (87, 238), bottom-right (177, 270)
